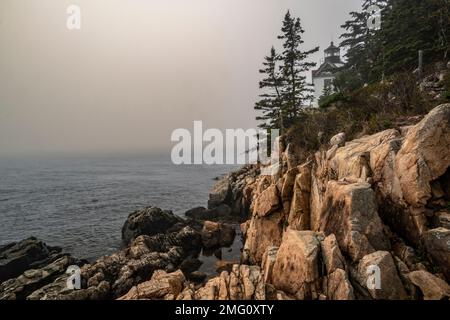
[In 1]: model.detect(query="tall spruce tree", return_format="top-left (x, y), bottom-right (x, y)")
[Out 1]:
top-left (339, 0), bottom-right (450, 85)
top-left (277, 11), bottom-right (319, 125)
top-left (374, 0), bottom-right (450, 76)
top-left (254, 47), bottom-right (284, 130)
top-left (339, 0), bottom-right (386, 84)
top-left (318, 80), bottom-right (334, 107)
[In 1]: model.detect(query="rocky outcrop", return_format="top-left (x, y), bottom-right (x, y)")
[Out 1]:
top-left (253, 185), bottom-right (280, 217)
top-left (408, 270), bottom-right (450, 300)
top-left (330, 132), bottom-right (346, 147)
top-left (208, 178), bottom-right (232, 209)
top-left (118, 270), bottom-right (185, 300)
top-left (119, 264), bottom-right (266, 300)
top-left (271, 229), bottom-right (322, 299)
top-left (321, 234), bottom-right (346, 274)
top-left (323, 269), bottom-right (354, 300)
top-left (185, 166), bottom-right (259, 223)
top-left (433, 211), bottom-right (450, 229)
top-left (288, 163), bottom-right (311, 230)
top-left (0, 237), bottom-right (66, 283)
top-left (261, 246), bottom-right (278, 284)
top-left (318, 181), bottom-right (390, 262)
top-left (69, 226), bottom-right (201, 299)
top-left (423, 228), bottom-right (450, 280)
top-left (0, 255), bottom-right (78, 300)
top-left (242, 210), bottom-right (284, 265)
top-left (236, 104), bottom-right (450, 300)
top-left (122, 207), bottom-right (185, 245)
top-left (193, 265), bottom-right (265, 300)
top-left (201, 221), bottom-right (236, 249)
top-left (354, 251), bottom-right (407, 300)
top-left (2, 104), bottom-right (449, 301)
top-left (184, 205), bottom-right (232, 221)
top-left (310, 104), bottom-right (450, 246)
top-left (0, 207), bottom-right (207, 300)
top-left (207, 165), bottom-right (260, 218)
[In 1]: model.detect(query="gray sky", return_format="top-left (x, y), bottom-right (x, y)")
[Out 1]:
top-left (0, 0), bottom-right (361, 156)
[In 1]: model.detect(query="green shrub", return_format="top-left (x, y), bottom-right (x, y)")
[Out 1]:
top-left (287, 65), bottom-right (441, 157)
top-left (445, 91), bottom-right (450, 100)
top-left (442, 70), bottom-right (450, 101)
top-left (319, 92), bottom-right (348, 109)
top-left (443, 70), bottom-right (450, 90)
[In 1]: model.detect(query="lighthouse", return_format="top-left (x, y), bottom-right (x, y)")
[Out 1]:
top-left (311, 42), bottom-right (344, 108)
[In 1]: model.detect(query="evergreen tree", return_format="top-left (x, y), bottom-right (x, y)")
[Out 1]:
top-left (374, 0), bottom-right (450, 76)
top-left (340, 0), bottom-right (450, 85)
top-left (339, 0), bottom-right (387, 84)
top-left (318, 80), bottom-right (334, 106)
top-left (254, 47), bottom-right (284, 130)
top-left (277, 11), bottom-right (319, 125)
top-left (332, 68), bottom-right (365, 93)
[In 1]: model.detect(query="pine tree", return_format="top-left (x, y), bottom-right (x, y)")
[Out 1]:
top-left (254, 47), bottom-right (284, 130)
top-left (340, 0), bottom-right (450, 84)
top-left (339, 0), bottom-right (387, 84)
top-left (318, 80), bottom-right (334, 107)
top-left (375, 0), bottom-right (450, 76)
top-left (278, 11), bottom-right (319, 125)
top-left (432, 0), bottom-right (450, 59)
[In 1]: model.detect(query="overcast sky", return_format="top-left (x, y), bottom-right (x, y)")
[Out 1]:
top-left (0, 0), bottom-right (361, 156)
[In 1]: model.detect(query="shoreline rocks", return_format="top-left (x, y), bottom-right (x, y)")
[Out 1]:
top-left (235, 104), bottom-right (450, 300)
top-left (201, 221), bottom-right (236, 249)
top-left (0, 237), bottom-right (65, 283)
top-left (207, 165), bottom-right (260, 220)
top-left (121, 207), bottom-right (185, 245)
top-left (1, 104), bottom-right (449, 300)
top-left (0, 203), bottom-right (245, 300)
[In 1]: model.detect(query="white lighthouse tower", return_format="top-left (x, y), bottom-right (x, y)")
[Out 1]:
top-left (311, 42), bottom-right (344, 108)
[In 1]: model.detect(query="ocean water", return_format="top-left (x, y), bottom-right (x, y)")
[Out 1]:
top-left (0, 153), bottom-right (239, 261)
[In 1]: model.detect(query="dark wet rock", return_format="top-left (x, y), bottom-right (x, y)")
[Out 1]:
top-left (1, 198), bottom-right (250, 300)
top-left (208, 178), bottom-right (231, 209)
top-left (213, 248), bottom-right (222, 260)
top-left (432, 211), bottom-right (450, 229)
top-left (207, 165), bottom-right (260, 218)
top-left (185, 206), bottom-right (208, 219)
top-left (185, 204), bottom-right (232, 221)
top-left (56, 226), bottom-right (202, 300)
top-left (128, 226), bottom-right (202, 256)
top-left (1, 221), bottom-right (202, 300)
top-left (121, 207), bottom-right (184, 245)
top-left (215, 260), bottom-right (239, 274)
top-left (179, 256), bottom-right (203, 274)
top-left (26, 273), bottom-right (79, 300)
top-left (0, 255), bottom-right (76, 300)
top-left (0, 237), bottom-right (64, 283)
top-left (424, 228), bottom-right (450, 280)
top-left (187, 271), bottom-right (207, 283)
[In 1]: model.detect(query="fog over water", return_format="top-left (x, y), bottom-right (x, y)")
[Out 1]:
top-left (0, 0), bottom-right (361, 156)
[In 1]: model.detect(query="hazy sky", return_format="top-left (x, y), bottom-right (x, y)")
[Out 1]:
top-left (0, 0), bottom-right (361, 156)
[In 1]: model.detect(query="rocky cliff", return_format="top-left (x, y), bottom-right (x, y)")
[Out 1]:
top-left (115, 103), bottom-right (450, 301)
top-left (1, 104), bottom-right (449, 300)
top-left (230, 103), bottom-right (450, 300)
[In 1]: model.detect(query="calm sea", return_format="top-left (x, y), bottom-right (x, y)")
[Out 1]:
top-left (0, 153), bottom-right (239, 261)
